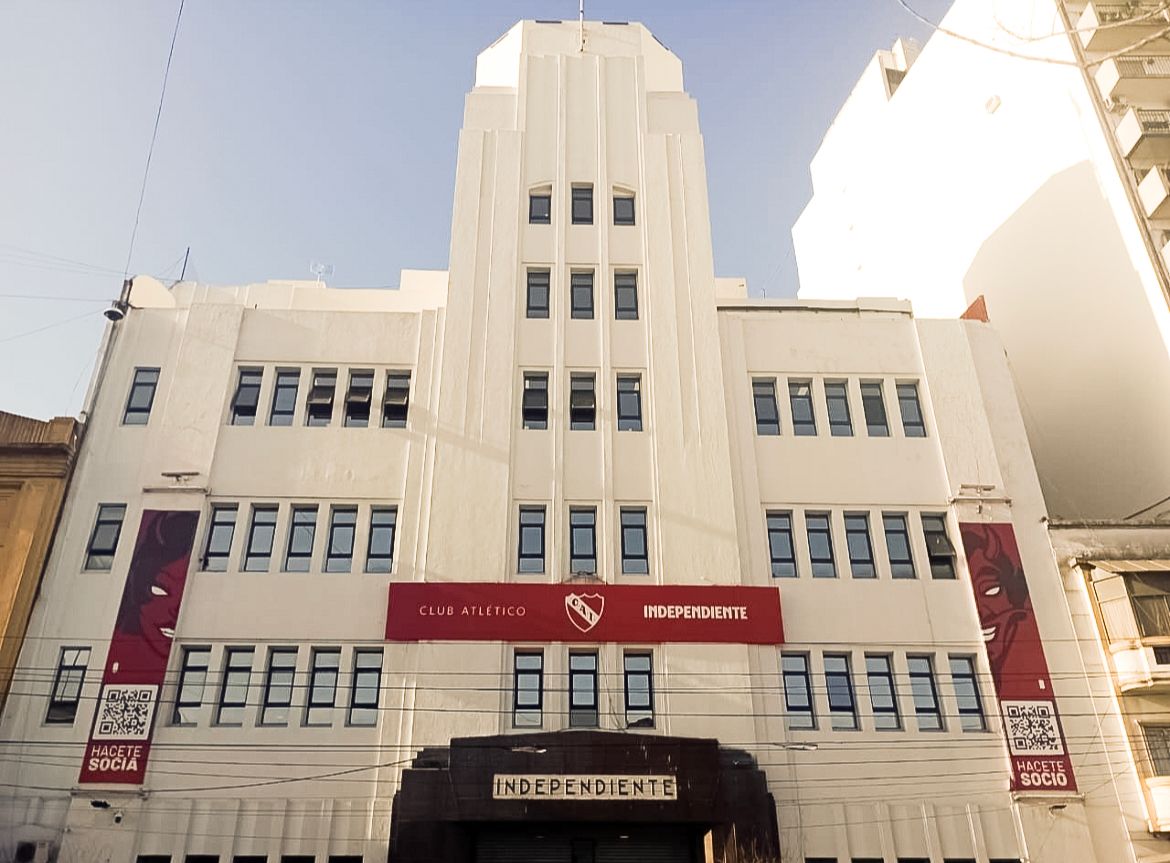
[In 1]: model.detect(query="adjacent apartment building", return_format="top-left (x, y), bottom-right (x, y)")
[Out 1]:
top-left (0, 17), bottom-right (1158, 863)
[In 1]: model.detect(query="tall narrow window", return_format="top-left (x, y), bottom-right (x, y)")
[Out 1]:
top-left (624, 652), bottom-right (653, 727)
top-left (781, 653), bottom-right (814, 729)
top-left (844, 513), bottom-right (876, 578)
top-left (766, 511), bottom-right (797, 578)
top-left (789, 381), bottom-right (817, 436)
top-left (260, 648), bottom-right (298, 726)
top-left (861, 381), bottom-right (889, 436)
top-left (230, 368), bottom-right (263, 426)
top-left (571, 184), bottom-right (594, 224)
top-left (85, 503), bottom-right (126, 571)
top-left (620, 508), bottom-right (649, 574)
top-left (325, 507), bottom-right (358, 573)
top-left (123, 367), bottom-right (160, 425)
top-left (613, 194), bottom-right (636, 226)
top-left (806, 512), bottom-right (836, 578)
top-left (349, 649), bottom-right (383, 726)
top-left (173, 646), bottom-right (210, 725)
top-left (921, 514), bottom-right (957, 579)
top-left (616, 375), bottom-right (642, 431)
top-left (949, 655), bottom-right (986, 732)
top-left (518, 506), bottom-right (546, 574)
top-left (216, 647), bottom-right (254, 725)
top-left (1146, 725), bottom-right (1170, 776)
top-left (908, 655), bottom-right (943, 731)
top-left (569, 652), bottom-right (599, 727)
top-left (243, 505), bottom-right (278, 572)
top-left (201, 504), bottom-right (238, 572)
top-left (365, 507), bottom-right (397, 573)
top-left (526, 269), bottom-right (550, 319)
top-left (382, 372), bottom-right (410, 428)
top-left (529, 190), bottom-right (552, 224)
top-left (614, 272), bottom-right (638, 320)
top-left (897, 382), bottom-right (927, 437)
top-left (344, 370), bottom-right (374, 427)
top-left (824, 653), bottom-right (858, 730)
top-left (283, 505), bottom-right (318, 572)
top-left (569, 507), bottom-right (597, 573)
top-left (306, 370), bottom-right (337, 426)
top-left (569, 374), bottom-right (596, 430)
top-left (522, 373), bottom-right (549, 430)
top-left (305, 648), bottom-right (341, 725)
top-left (882, 513), bottom-right (916, 579)
top-left (824, 381), bottom-right (853, 436)
top-left (753, 379), bottom-right (781, 435)
top-left (46, 647), bottom-right (90, 724)
top-left (570, 271), bottom-right (595, 319)
top-left (865, 654), bottom-right (900, 730)
top-left (269, 369), bottom-right (300, 426)
top-left (513, 651), bottom-right (543, 727)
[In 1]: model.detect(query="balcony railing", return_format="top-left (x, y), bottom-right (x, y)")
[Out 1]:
top-left (1117, 56), bottom-right (1170, 77)
top-left (1138, 109), bottom-right (1170, 132)
top-left (1080, 2), bottom-right (1170, 53)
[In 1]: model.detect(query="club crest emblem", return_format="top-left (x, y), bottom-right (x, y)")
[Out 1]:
top-left (565, 592), bottom-right (605, 633)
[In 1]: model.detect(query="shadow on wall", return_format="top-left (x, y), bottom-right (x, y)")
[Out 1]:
top-left (962, 160), bottom-right (1170, 521)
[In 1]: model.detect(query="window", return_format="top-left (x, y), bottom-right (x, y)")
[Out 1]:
top-left (526, 269), bottom-right (550, 319)
top-left (216, 647), bottom-right (254, 725)
top-left (861, 381), bottom-right (888, 436)
top-left (824, 653), bottom-right (858, 730)
top-left (518, 506), bottom-right (546, 574)
top-left (882, 513), bottom-right (915, 579)
top-left (614, 272), bottom-right (638, 320)
top-left (305, 648), bottom-right (341, 725)
top-left (306, 370), bottom-right (337, 426)
top-left (806, 512), bottom-right (836, 578)
top-left (85, 503), bottom-right (126, 571)
top-left (173, 646), bottom-right (210, 725)
top-left (781, 653), bottom-right (814, 729)
top-left (949, 655), bottom-right (986, 732)
top-left (46, 647), bottom-right (90, 724)
top-left (269, 369), bottom-right (300, 426)
top-left (616, 375), bottom-right (642, 431)
top-left (620, 508), bottom-right (649, 574)
top-left (753, 379), bottom-right (781, 436)
top-left (260, 648), bottom-right (297, 725)
top-left (283, 505), bottom-right (318, 572)
top-left (571, 184), bottom-right (593, 224)
top-left (201, 504), bottom-right (237, 572)
top-left (825, 381), bottom-right (853, 437)
top-left (908, 655), bottom-right (943, 730)
top-left (382, 372), bottom-right (410, 428)
top-left (789, 381), bottom-right (817, 436)
top-left (613, 193), bottom-right (636, 226)
top-left (349, 649), bottom-right (383, 726)
top-left (123, 367), bottom-right (160, 425)
top-left (921, 514), bottom-right (957, 579)
top-left (513, 651), bottom-right (543, 727)
top-left (766, 512), bottom-right (797, 578)
top-left (230, 368), bottom-right (263, 426)
top-left (529, 190), bottom-right (551, 224)
top-left (624, 652), bottom-right (653, 727)
top-left (570, 271), bottom-right (595, 319)
top-left (569, 652), bottom-right (599, 727)
top-left (865, 654), bottom-right (900, 730)
top-left (243, 505), bottom-right (278, 572)
top-left (569, 374), bottom-right (596, 430)
top-left (844, 513), bottom-right (876, 578)
top-left (325, 507), bottom-right (358, 573)
top-left (569, 507), bottom-right (597, 573)
top-left (1131, 574), bottom-right (1170, 637)
top-left (365, 507), bottom-right (397, 573)
top-left (897, 382), bottom-right (926, 437)
top-left (522, 373), bottom-right (549, 430)
top-left (344, 370), bottom-right (374, 428)
top-left (1146, 725), bottom-right (1170, 775)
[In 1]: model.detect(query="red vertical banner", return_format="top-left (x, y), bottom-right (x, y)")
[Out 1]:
top-left (79, 509), bottom-right (199, 784)
top-left (960, 521), bottom-right (1077, 793)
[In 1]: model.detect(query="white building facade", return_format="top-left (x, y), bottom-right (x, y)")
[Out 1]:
top-left (0, 18), bottom-right (1157, 863)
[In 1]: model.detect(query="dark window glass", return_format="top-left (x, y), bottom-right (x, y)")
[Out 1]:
top-left (1147, 725), bottom-right (1170, 775)
top-left (305, 648), bottom-right (340, 725)
top-left (950, 655), bottom-right (986, 732)
top-left (620, 508), bottom-right (649, 574)
top-left (522, 373), bottom-right (549, 430)
top-left (571, 185), bottom-right (593, 224)
top-left (365, 507), bottom-right (397, 573)
top-left (186, 856), bottom-right (220, 863)
top-left (569, 507), bottom-right (597, 573)
top-left (825, 381), bottom-right (853, 436)
top-left (789, 381), bottom-right (817, 436)
top-left (767, 512), bottom-right (797, 578)
top-left (569, 374), bottom-right (596, 430)
top-left (806, 512), bottom-right (836, 578)
top-left (123, 367), bottom-right (160, 425)
top-left (897, 382), bottom-right (926, 437)
top-left (46, 647), bottom-right (90, 724)
top-left (908, 655), bottom-right (943, 731)
top-left (861, 382), bottom-right (889, 436)
top-left (844, 513), bottom-right (876, 578)
top-left (202, 504), bottom-right (237, 572)
top-left (782, 653), bottom-right (814, 729)
top-left (216, 647), bottom-right (254, 725)
top-left (624, 652), bottom-right (653, 727)
top-left (344, 370), bottom-right (374, 427)
top-left (349, 648), bottom-right (383, 726)
top-left (921, 513), bottom-right (956, 579)
top-left (1132, 574), bottom-right (1170, 638)
top-left (518, 506), bottom-right (546, 574)
top-left (753, 379), bottom-right (781, 435)
top-left (865, 654), bottom-right (900, 730)
top-left (616, 375), bottom-right (642, 431)
top-left (569, 652), bottom-right (599, 727)
top-left (513, 651), bottom-right (543, 727)
top-left (85, 503), bottom-right (126, 571)
top-left (269, 369), bottom-right (300, 426)
top-left (824, 653), bottom-right (858, 730)
top-left (529, 192), bottom-right (552, 224)
top-left (882, 513), bottom-right (915, 579)
top-left (382, 372), bottom-right (410, 428)
top-left (325, 507), bottom-right (357, 573)
top-left (614, 272), bottom-right (638, 320)
top-left (260, 648), bottom-right (297, 725)
top-left (305, 370), bottom-right (336, 426)
top-left (243, 506), bottom-right (278, 572)
top-left (613, 195), bottom-right (636, 226)
top-left (570, 271), bottom-right (595, 319)
top-left (283, 506), bottom-right (318, 572)
top-left (230, 368), bottom-right (263, 426)
top-left (526, 269), bottom-right (550, 319)
top-left (173, 646), bottom-right (210, 725)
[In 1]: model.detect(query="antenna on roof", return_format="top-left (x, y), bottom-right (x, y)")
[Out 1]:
top-left (579, 0), bottom-right (585, 52)
top-left (309, 261), bottom-right (334, 286)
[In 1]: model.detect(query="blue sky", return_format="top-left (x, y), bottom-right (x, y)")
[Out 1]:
top-left (0, 1), bottom-right (948, 420)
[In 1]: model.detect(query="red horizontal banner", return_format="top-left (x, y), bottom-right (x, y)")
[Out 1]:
top-left (386, 583), bottom-right (783, 644)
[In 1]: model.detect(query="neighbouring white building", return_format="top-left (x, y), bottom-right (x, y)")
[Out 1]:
top-left (0, 17), bottom-right (1160, 863)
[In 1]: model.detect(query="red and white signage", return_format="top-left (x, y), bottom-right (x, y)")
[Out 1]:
top-left (386, 583), bottom-right (783, 644)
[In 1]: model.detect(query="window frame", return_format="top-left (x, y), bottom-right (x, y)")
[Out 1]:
top-left (824, 380), bottom-right (853, 437)
top-left (242, 505), bottom-right (278, 572)
top-left (529, 190), bottom-right (552, 225)
top-left (569, 507), bottom-right (598, 574)
top-left (570, 270), bottom-right (595, 320)
top-left (824, 653), bottom-right (858, 730)
top-left (172, 645), bottom-right (211, 726)
top-left (283, 505), bottom-right (319, 573)
top-left (522, 372), bottom-right (549, 430)
top-left (789, 380), bottom-right (817, 436)
top-left (753, 379), bottom-right (781, 436)
top-left (781, 652), bottom-right (815, 730)
top-left (620, 507), bottom-right (649, 575)
top-left (897, 381), bottom-right (927, 437)
top-left (343, 369), bottom-right (375, 428)
top-left (269, 368), bottom-right (300, 426)
top-left (949, 654), bottom-right (986, 732)
top-left (865, 653), bottom-right (901, 731)
top-left (365, 506), bottom-right (397, 573)
top-left (569, 651), bottom-right (600, 727)
top-left (513, 650), bottom-right (544, 728)
top-left (46, 646), bottom-right (90, 725)
top-left (921, 513), bottom-right (957, 579)
top-left (766, 511), bottom-right (797, 578)
top-left (229, 367), bottom-right (263, 426)
top-left (908, 654), bottom-right (944, 731)
top-left (844, 512), bottom-right (877, 579)
top-left (381, 371), bottom-right (411, 429)
top-left (805, 512), bottom-right (836, 578)
top-left (623, 651), bottom-right (653, 728)
top-left (304, 647), bottom-right (341, 726)
top-left (613, 193), bottom-right (636, 226)
top-left (349, 648), bottom-right (383, 727)
top-left (571, 184), bottom-right (594, 225)
top-left (260, 647), bottom-right (298, 726)
top-left (1146, 724), bottom-right (1170, 776)
top-left (860, 380), bottom-right (889, 437)
top-left (201, 503), bottom-right (238, 572)
top-left (215, 647), bottom-right (254, 726)
top-left (882, 512), bottom-right (916, 579)
top-left (518, 506), bottom-right (546, 574)
top-left (305, 369), bottom-right (337, 427)
top-left (615, 374), bottom-right (642, 431)
top-left (526, 268), bottom-right (551, 319)
top-left (324, 506), bottom-right (358, 573)
top-left (569, 373), bottom-right (596, 431)
top-left (122, 367), bottom-right (160, 425)
top-left (614, 271), bottom-right (638, 320)
top-left (84, 503), bottom-right (127, 571)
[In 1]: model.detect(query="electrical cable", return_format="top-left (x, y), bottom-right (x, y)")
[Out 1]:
top-left (0, 309), bottom-right (102, 345)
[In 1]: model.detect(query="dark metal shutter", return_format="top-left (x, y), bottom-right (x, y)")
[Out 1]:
top-left (475, 835), bottom-right (571, 863)
top-left (596, 836), bottom-right (692, 863)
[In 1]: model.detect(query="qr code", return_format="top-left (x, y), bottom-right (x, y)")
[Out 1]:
top-left (92, 684), bottom-right (158, 741)
top-left (1003, 699), bottom-right (1065, 756)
